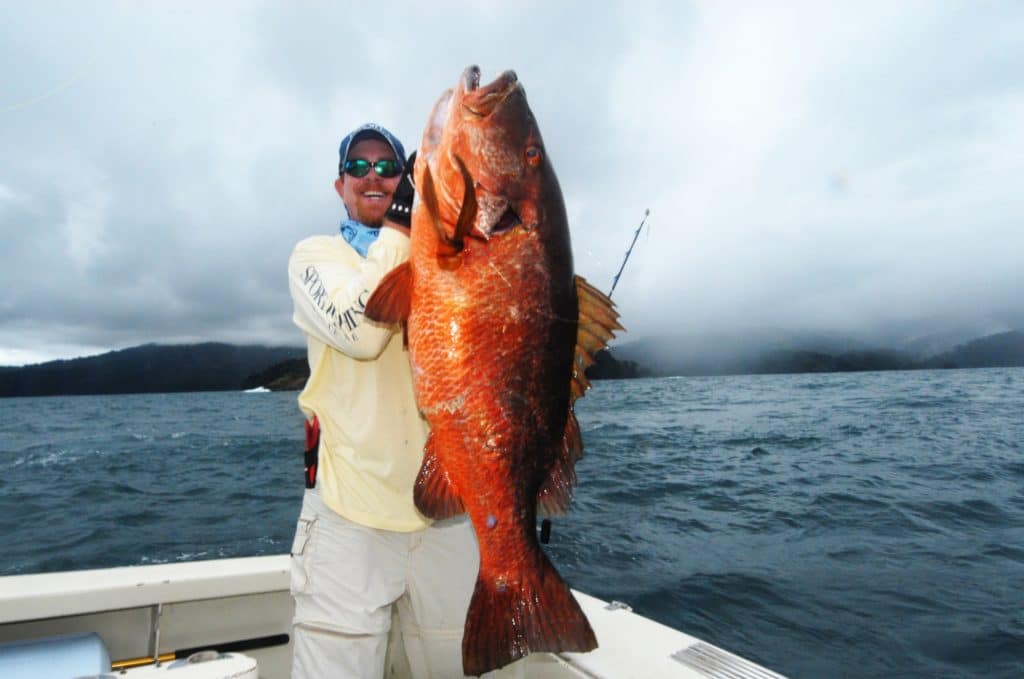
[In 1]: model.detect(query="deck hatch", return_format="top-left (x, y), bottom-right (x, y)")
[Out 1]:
top-left (671, 641), bottom-right (787, 679)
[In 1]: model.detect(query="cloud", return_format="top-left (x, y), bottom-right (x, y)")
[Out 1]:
top-left (591, 2), bottom-right (1024, 340)
top-left (1, 1), bottom-right (1023, 365)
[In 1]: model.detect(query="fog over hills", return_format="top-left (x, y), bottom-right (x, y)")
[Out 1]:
top-left (612, 328), bottom-right (1024, 377)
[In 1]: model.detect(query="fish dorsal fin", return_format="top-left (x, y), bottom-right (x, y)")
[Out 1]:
top-left (414, 434), bottom-right (465, 519)
top-left (570, 275), bottom-right (623, 404)
top-left (364, 261), bottom-right (412, 324)
top-left (538, 275), bottom-right (623, 515)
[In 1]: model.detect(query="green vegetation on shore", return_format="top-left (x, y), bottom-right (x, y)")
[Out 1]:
top-left (0, 343), bottom-right (303, 398)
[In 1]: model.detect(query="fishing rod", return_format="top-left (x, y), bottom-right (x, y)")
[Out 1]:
top-left (608, 208), bottom-right (650, 298)
top-left (111, 634), bottom-right (290, 669)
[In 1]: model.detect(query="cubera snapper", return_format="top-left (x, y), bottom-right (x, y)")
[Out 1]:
top-left (366, 65), bottom-right (621, 676)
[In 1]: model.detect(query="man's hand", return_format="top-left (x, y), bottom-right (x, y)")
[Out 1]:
top-left (385, 150), bottom-right (416, 230)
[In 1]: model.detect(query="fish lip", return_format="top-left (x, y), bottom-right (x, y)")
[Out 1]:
top-left (461, 68), bottom-right (519, 118)
top-left (462, 65), bottom-right (481, 92)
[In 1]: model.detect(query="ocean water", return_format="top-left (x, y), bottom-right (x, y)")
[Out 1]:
top-left (1, 369), bottom-right (1022, 678)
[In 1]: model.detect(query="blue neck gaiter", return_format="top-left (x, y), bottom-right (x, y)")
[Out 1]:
top-left (339, 218), bottom-right (381, 258)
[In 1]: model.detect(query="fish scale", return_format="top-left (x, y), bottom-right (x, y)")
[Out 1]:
top-left (366, 65), bottom-right (619, 676)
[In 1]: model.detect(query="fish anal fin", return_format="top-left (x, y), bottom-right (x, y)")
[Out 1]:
top-left (462, 551), bottom-right (597, 675)
top-left (365, 262), bottom-right (412, 324)
top-left (413, 435), bottom-right (465, 520)
top-left (537, 411), bottom-right (582, 516)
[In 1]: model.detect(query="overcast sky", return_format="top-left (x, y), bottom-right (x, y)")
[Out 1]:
top-left (2, 1), bottom-right (1022, 365)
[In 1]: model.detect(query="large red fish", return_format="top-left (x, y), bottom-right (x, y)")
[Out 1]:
top-left (366, 65), bottom-right (620, 675)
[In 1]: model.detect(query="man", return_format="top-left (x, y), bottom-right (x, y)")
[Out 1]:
top-left (286, 123), bottom-right (492, 678)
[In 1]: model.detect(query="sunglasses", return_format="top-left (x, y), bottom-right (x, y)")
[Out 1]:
top-left (343, 158), bottom-right (402, 178)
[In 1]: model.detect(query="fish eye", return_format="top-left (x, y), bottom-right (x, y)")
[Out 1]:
top-left (525, 146), bottom-right (542, 166)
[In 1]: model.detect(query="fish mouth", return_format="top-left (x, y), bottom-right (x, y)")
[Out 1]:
top-left (473, 193), bottom-right (521, 238)
top-left (461, 65), bottom-right (519, 118)
top-left (492, 204), bottom-right (521, 234)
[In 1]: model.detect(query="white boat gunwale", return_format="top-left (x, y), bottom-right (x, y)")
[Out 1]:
top-left (0, 555), bottom-right (787, 678)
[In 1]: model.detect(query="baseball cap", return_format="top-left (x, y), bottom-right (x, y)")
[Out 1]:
top-left (338, 123), bottom-right (407, 176)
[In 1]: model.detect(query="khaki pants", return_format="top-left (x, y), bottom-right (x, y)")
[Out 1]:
top-left (289, 488), bottom-right (523, 678)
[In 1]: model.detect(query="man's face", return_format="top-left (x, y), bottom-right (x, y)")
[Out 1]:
top-left (335, 138), bottom-right (401, 226)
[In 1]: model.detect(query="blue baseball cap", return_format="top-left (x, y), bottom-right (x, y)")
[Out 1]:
top-left (338, 123), bottom-right (407, 176)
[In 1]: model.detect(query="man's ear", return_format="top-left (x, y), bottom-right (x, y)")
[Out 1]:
top-left (334, 176), bottom-right (345, 199)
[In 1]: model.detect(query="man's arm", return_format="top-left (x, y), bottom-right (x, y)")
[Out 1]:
top-left (288, 229), bottom-right (409, 360)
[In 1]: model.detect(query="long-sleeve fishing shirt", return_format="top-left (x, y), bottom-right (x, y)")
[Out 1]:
top-left (288, 228), bottom-right (430, 532)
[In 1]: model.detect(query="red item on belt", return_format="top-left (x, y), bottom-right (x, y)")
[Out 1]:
top-left (304, 416), bottom-right (320, 489)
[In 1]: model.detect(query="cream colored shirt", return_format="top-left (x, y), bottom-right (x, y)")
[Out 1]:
top-left (288, 228), bottom-right (430, 532)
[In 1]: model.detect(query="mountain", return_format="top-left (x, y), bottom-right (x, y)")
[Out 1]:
top-left (583, 349), bottom-right (640, 379)
top-left (613, 329), bottom-right (1024, 377)
top-left (241, 357), bottom-right (309, 391)
top-left (612, 329), bottom-right (871, 377)
top-left (752, 349), bottom-right (918, 374)
top-left (0, 341), bottom-right (634, 397)
top-left (2, 330), bottom-right (1020, 398)
top-left (239, 348), bottom-right (639, 391)
top-left (921, 330), bottom-right (1024, 369)
top-left (0, 343), bottom-right (304, 398)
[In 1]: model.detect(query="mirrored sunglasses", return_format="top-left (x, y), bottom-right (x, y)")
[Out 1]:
top-left (343, 158), bottom-right (402, 178)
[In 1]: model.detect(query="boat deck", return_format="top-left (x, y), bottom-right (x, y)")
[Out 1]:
top-left (0, 556), bottom-right (786, 678)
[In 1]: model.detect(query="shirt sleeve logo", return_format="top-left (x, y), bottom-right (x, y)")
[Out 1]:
top-left (302, 265), bottom-right (370, 341)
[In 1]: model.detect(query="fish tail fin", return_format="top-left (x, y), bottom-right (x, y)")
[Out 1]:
top-left (462, 555), bottom-right (597, 676)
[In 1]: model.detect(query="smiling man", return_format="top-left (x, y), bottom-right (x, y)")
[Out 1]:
top-left (285, 123), bottom-right (499, 678)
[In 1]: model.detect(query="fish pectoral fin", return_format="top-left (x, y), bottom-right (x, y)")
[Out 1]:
top-left (365, 262), bottom-right (413, 324)
top-left (571, 275), bottom-right (623, 403)
top-left (413, 437), bottom-right (465, 520)
top-left (451, 154), bottom-right (478, 243)
top-left (420, 162), bottom-right (463, 259)
top-left (537, 411), bottom-right (583, 516)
